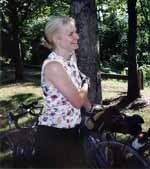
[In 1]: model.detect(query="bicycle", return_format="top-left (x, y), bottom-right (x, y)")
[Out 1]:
top-left (0, 100), bottom-right (43, 168)
top-left (131, 128), bottom-right (150, 164)
top-left (81, 105), bottom-right (149, 169)
top-left (95, 106), bottom-right (150, 167)
top-left (0, 102), bottom-right (149, 168)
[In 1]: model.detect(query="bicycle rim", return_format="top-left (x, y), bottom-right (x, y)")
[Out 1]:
top-left (0, 133), bottom-right (14, 168)
top-left (0, 128), bottom-right (36, 168)
top-left (96, 141), bottom-right (148, 169)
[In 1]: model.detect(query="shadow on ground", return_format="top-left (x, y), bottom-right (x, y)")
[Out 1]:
top-left (103, 95), bottom-right (149, 110)
top-left (0, 93), bottom-right (43, 129)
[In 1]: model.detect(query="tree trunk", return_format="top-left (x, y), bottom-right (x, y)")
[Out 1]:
top-left (127, 0), bottom-right (140, 101)
top-left (70, 0), bottom-right (102, 104)
top-left (13, 36), bottom-right (24, 81)
top-left (9, 1), bottom-right (24, 81)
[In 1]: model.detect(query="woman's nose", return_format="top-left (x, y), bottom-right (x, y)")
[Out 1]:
top-left (74, 32), bottom-right (79, 40)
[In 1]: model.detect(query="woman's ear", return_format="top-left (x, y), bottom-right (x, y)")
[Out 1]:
top-left (52, 34), bottom-right (61, 45)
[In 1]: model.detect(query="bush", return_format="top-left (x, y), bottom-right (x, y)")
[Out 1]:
top-left (138, 65), bottom-right (150, 87)
top-left (110, 54), bottom-right (127, 71)
top-left (139, 65), bottom-right (150, 81)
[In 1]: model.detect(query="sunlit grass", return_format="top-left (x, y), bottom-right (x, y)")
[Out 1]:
top-left (102, 79), bottom-right (150, 99)
top-left (0, 78), bottom-right (149, 132)
top-left (102, 79), bottom-right (127, 100)
top-left (0, 82), bottom-right (43, 112)
top-left (0, 82), bottom-right (43, 131)
top-left (0, 150), bottom-right (12, 159)
top-left (0, 82), bottom-right (42, 100)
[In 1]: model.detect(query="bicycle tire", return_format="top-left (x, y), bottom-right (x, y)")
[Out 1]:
top-left (83, 134), bottom-right (100, 169)
top-left (139, 142), bottom-right (150, 164)
top-left (98, 125), bottom-right (150, 165)
top-left (0, 132), bottom-right (14, 168)
top-left (0, 127), bottom-right (36, 168)
top-left (96, 141), bottom-right (148, 169)
top-left (97, 122), bottom-right (135, 145)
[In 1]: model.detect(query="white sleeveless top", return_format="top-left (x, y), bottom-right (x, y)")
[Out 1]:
top-left (38, 52), bottom-right (87, 128)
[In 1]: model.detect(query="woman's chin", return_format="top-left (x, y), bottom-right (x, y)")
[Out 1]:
top-left (72, 44), bottom-right (79, 50)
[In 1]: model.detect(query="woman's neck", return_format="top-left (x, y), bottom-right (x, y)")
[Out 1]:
top-left (54, 48), bottom-right (74, 60)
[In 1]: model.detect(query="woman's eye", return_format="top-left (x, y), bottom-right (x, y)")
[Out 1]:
top-left (68, 32), bottom-right (74, 36)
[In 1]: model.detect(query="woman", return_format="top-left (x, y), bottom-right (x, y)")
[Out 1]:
top-left (35, 15), bottom-right (92, 168)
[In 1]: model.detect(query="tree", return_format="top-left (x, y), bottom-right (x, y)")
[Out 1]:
top-left (127, 0), bottom-right (140, 101)
top-left (1, 0), bottom-right (48, 81)
top-left (70, 0), bottom-right (102, 104)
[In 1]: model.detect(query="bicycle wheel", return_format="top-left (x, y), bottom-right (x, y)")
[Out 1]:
top-left (0, 128), bottom-right (36, 168)
top-left (139, 143), bottom-right (150, 165)
top-left (96, 141), bottom-right (148, 169)
top-left (0, 132), bottom-right (15, 168)
top-left (83, 134), bottom-right (101, 169)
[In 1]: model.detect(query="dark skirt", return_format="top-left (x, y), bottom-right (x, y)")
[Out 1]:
top-left (35, 125), bottom-right (88, 168)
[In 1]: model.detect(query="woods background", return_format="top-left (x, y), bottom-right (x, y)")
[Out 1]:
top-left (0, 0), bottom-right (150, 103)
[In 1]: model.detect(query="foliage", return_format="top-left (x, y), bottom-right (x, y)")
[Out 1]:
top-left (0, 0), bottom-right (48, 32)
top-left (136, 0), bottom-right (150, 66)
top-left (122, 65), bottom-right (150, 86)
top-left (0, 0), bottom-right (70, 65)
top-left (23, 0), bottom-right (69, 64)
top-left (23, 16), bottom-right (49, 62)
top-left (97, 0), bottom-right (128, 71)
top-left (97, 0), bottom-right (149, 72)
top-left (139, 65), bottom-right (150, 81)
top-left (1, 0), bottom-right (150, 69)
top-left (0, 0), bottom-right (49, 74)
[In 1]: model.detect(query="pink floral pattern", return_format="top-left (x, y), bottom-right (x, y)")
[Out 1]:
top-left (38, 52), bottom-right (84, 128)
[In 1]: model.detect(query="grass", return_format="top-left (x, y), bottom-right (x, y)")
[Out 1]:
top-left (102, 79), bottom-right (150, 99)
top-left (0, 76), bottom-right (149, 131)
top-left (102, 79), bottom-right (127, 99)
top-left (0, 82), bottom-right (43, 131)
top-left (0, 66), bottom-right (43, 131)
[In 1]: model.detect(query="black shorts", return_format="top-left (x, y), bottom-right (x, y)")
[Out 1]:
top-left (35, 125), bottom-right (88, 168)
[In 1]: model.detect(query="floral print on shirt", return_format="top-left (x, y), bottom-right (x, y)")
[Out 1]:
top-left (38, 52), bottom-right (86, 128)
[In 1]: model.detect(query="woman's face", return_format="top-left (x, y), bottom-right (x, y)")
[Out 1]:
top-left (54, 21), bottom-right (79, 52)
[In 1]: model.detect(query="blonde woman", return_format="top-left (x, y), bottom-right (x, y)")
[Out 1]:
top-left (35, 16), bottom-right (92, 168)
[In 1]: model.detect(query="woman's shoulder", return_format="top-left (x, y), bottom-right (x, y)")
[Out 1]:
top-left (42, 52), bottom-right (63, 68)
top-left (48, 52), bottom-right (65, 64)
top-left (48, 51), bottom-right (56, 59)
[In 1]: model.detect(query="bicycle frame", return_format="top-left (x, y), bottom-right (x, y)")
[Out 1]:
top-left (81, 112), bottom-right (149, 169)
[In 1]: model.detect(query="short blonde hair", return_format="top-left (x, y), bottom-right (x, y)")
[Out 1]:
top-left (44, 16), bottom-right (75, 49)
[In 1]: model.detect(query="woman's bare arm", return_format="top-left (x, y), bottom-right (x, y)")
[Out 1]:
top-left (44, 61), bottom-right (89, 109)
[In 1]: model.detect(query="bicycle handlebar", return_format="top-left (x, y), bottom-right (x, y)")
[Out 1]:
top-left (19, 100), bottom-right (38, 109)
top-left (7, 100), bottom-right (43, 128)
top-left (20, 101), bottom-right (43, 116)
top-left (84, 104), bottom-right (104, 119)
top-left (83, 104), bottom-right (104, 130)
